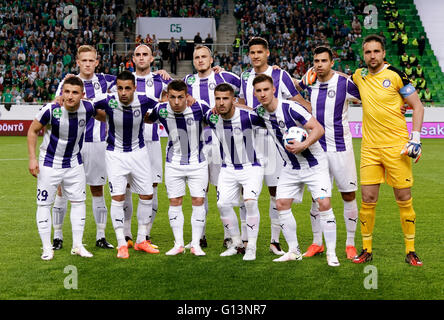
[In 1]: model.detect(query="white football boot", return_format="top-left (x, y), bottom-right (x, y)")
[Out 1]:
top-left (273, 248), bottom-right (303, 262)
top-left (327, 253), bottom-right (340, 267)
top-left (71, 245), bottom-right (93, 258)
top-left (41, 247), bottom-right (54, 261)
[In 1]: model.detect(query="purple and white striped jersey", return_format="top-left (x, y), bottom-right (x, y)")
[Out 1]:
top-left (184, 71), bottom-right (241, 107)
top-left (35, 101), bottom-right (95, 168)
top-left (147, 100), bottom-right (210, 165)
top-left (205, 107), bottom-right (265, 169)
top-left (133, 72), bottom-right (171, 142)
top-left (240, 66), bottom-right (299, 108)
top-left (255, 99), bottom-right (326, 170)
top-left (56, 73), bottom-right (116, 143)
top-left (93, 93), bottom-right (158, 152)
top-left (184, 70), bottom-right (241, 149)
top-left (304, 73), bottom-right (361, 152)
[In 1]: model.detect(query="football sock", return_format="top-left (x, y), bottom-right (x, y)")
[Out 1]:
top-left (201, 194), bottom-right (208, 239)
top-left (70, 201), bottom-right (86, 248)
top-left (36, 204), bottom-right (52, 250)
top-left (319, 208), bottom-right (337, 255)
top-left (191, 204), bottom-right (206, 247)
top-left (52, 194), bottom-right (68, 240)
top-left (279, 209), bottom-right (300, 253)
top-left (110, 199), bottom-right (126, 248)
top-left (146, 186), bottom-right (158, 238)
top-left (344, 199), bottom-right (358, 247)
top-left (309, 201), bottom-right (323, 246)
top-left (168, 205), bottom-right (184, 247)
top-left (218, 204), bottom-right (241, 241)
top-left (123, 187), bottom-right (133, 239)
top-left (359, 201), bottom-right (377, 253)
top-left (239, 203), bottom-right (248, 242)
top-left (92, 196), bottom-right (107, 240)
top-left (245, 200), bottom-right (260, 243)
top-left (136, 198), bottom-right (152, 243)
top-left (397, 198), bottom-right (416, 254)
top-left (269, 196), bottom-right (281, 243)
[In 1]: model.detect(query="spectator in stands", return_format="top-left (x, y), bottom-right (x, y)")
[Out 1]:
top-left (194, 32), bottom-right (203, 46)
top-left (409, 53), bottom-right (418, 67)
top-left (415, 64), bottom-right (424, 78)
top-left (423, 88), bottom-right (433, 104)
top-left (404, 64), bottom-right (413, 77)
top-left (205, 33), bottom-right (214, 52)
top-left (168, 37), bottom-right (178, 74)
top-left (352, 16), bottom-right (362, 37)
top-left (418, 35), bottom-right (426, 56)
top-left (400, 52), bottom-right (409, 67)
top-left (417, 76), bottom-right (426, 91)
top-left (179, 36), bottom-right (187, 61)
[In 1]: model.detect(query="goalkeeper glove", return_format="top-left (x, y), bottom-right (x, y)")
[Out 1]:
top-left (401, 131), bottom-right (422, 163)
top-left (301, 67), bottom-right (317, 87)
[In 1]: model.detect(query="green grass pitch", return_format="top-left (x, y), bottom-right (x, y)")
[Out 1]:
top-left (0, 136), bottom-right (443, 300)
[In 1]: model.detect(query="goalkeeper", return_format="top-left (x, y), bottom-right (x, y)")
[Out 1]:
top-left (350, 35), bottom-right (424, 266)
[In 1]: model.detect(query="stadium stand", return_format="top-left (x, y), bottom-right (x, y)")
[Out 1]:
top-left (0, 0), bottom-right (443, 105)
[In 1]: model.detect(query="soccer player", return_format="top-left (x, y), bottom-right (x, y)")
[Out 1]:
top-left (253, 74), bottom-right (340, 267)
top-left (146, 80), bottom-right (210, 256)
top-left (93, 71), bottom-right (160, 259)
top-left (183, 44), bottom-right (241, 248)
top-left (122, 44), bottom-right (172, 249)
top-left (207, 83), bottom-right (265, 261)
top-left (52, 45), bottom-right (116, 250)
top-left (351, 35), bottom-right (424, 266)
top-left (238, 37), bottom-right (311, 256)
top-left (298, 46), bottom-right (361, 260)
top-left (27, 76), bottom-right (98, 260)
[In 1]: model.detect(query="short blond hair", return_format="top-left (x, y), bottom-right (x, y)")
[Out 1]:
top-left (76, 45), bottom-right (98, 59)
top-left (194, 45), bottom-right (212, 57)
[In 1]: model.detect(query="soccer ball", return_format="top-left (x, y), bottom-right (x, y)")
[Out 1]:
top-left (283, 127), bottom-right (308, 147)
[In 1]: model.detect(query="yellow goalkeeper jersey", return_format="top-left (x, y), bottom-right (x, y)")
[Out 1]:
top-left (352, 63), bottom-right (414, 148)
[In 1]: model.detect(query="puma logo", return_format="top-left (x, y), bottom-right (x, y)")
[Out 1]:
top-left (115, 218), bottom-right (123, 224)
top-left (406, 219), bottom-right (415, 224)
top-left (247, 224), bottom-right (255, 230)
top-left (169, 216), bottom-right (178, 221)
top-left (349, 218), bottom-right (358, 223)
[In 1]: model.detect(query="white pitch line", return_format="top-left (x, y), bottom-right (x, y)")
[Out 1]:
top-left (0, 158), bottom-right (28, 161)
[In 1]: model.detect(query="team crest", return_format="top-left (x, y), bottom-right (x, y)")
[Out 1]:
top-left (146, 79), bottom-right (154, 87)
top-left (109, 99), bottom-right (118, 109)
top-left (186, 118), bottom-right (193, 126)
top-left (242, 72), bottom-right (250, 80)
top-left (327, 89), bottom-right (336, 98)
top-left (52, 107), bottom-right (62, 119)
top-left (382, 79), bottom-right (391, 88)
top-left (279, 120), bottom-right (286, 128)
top-left (234, 127), bottom-right (242, 135)
top-left (78, 119), bottom-right (86, 127)
top-left (94, 82), bottom-right (100, 90)
top-left (257, 106), bottom-right (265, 117)
top-left (209, 114), bottom-right (219, 124)
top-left (209, 82), bottom-right (216, 90)
top-left (186, 76), bottom-right (196, 85)
top-left (133, 109), bottom-right (141, 117)
top-left (159, 108), bottom-right (168, 118)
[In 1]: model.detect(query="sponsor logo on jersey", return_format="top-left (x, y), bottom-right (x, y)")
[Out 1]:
top-left (242, 72), bottom-right (250, 80)
top-left (209, 114), bottom-right (219, 124)
top-left (159, 108), bottom-right (168, 118)
top-left (186, 75), bottom-right (196, 85)
top-left (109, 99), bottom-right (118, 109)
top-left (256, 106), bottom-right (265, 117)
top-left (53, 107), bottom-right (62, 119)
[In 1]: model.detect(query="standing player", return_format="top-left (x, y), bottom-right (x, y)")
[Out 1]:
top-left (183, 44), bottom-right (241, 248)
top-left (351, 35), bottom-right (424, 266)
top-left (253, 74), bottom-right (340, 267)
top-left (93, 71), bottom-right (159, 259)
top-left (238, 37), bottom-right (311, 256)
top-left (122, 44), bottom-right (172, 249)
top-left (207, 83), bottom-right (265, 261)
top-left (27, 76), bottom-right (97, 260)
top-left (299, 46), bottom-right (361, 260)
top-left (52, 45), bottom-right (116, 250)
top-left (146, 80), bottom-right (210, 256)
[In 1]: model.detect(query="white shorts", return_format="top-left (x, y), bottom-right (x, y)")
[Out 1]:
top-left (205, 142), bottom-right (222, 187)
top-left (145, 140), bottom-right (163, 184)
top-left (256, 131), bottom-right (283, 187)
top-left (217, 165), bottom-right (264, 207)
top-left (37, 164), bottom-right (86, 205)
top-left (327, 149), bottom-right (358, 193)
top-left (105, 147), bottom-right (153, 196)
top-left (277, 163), bottom-right (332, 203)
top-left (81, 141), bottom-right (107, 186)
top-left (165, 161), bottom-right (208, 199)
